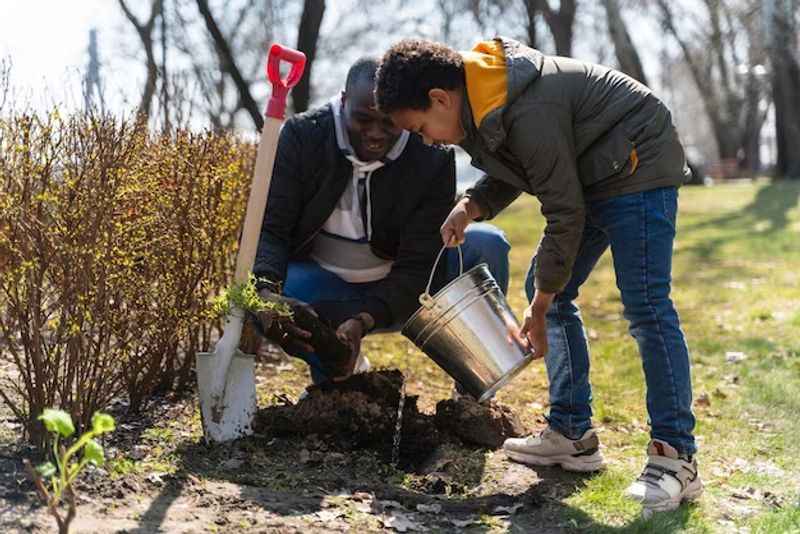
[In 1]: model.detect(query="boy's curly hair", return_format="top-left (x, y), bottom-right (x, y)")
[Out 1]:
top-left (375, 39), bottom-right (464, 113)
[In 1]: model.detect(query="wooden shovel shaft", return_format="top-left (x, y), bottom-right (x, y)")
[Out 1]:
top-left (203, 43), bottom-right (305, 441)
top-left (234, 116), bottom-right (283, 284)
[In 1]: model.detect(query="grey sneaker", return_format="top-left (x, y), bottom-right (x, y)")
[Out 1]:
top-left (503, 427), bottom-right (604, 472)
top-left (625, 439), bottom-right (703, 513)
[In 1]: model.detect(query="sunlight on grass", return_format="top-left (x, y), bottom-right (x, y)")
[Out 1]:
top-left (748, 504), bottom-right (800, 533)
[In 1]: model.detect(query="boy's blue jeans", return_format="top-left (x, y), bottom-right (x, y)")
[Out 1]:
top-left (283, 223), bottom-right (511, 384)
top-left (525, 187), bottom-right (697, 456)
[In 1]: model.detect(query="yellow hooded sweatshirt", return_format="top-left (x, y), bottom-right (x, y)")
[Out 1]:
top-left (460, 40), bottom-right (508, 128)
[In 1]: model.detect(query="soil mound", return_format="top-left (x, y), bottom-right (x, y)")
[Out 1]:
top-left (253, 370), bottom-right (525, 471)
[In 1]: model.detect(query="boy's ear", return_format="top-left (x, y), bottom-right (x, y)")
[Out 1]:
top-left (428, 88), bottom-right (453, 109)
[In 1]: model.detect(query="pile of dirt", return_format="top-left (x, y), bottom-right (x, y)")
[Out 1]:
top-left (435, 398), bottom-right (525, 448)
top-left (253, 370), bottom-right (525, 471)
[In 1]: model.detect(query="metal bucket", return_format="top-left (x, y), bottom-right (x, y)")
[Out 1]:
top-left (402, 246), bottom-right (533, 402)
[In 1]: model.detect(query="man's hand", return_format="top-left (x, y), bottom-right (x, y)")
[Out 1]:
top-left (519, 291), bottom-right (555, 359)
top-left (332, 313), bottom-right (374, 381)
top-left (441, 196), bottom-right (483, 247)
top-left (255, 288), bottom-right (316, 353)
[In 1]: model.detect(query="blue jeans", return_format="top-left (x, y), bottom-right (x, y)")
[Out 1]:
top-left (284, 223), bottom-right (511, 383)
top-left (524, 187), bottom-right (696, 456)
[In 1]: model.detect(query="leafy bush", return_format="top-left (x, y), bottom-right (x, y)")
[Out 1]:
top-left (0, 109), bottom-right (253, 445)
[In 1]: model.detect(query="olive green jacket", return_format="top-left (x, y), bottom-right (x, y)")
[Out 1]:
top-left (460, 37), bottom-right (688, 293)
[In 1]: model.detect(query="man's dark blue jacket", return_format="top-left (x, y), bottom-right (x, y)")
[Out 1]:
top-left (254, 104), bottom-right (456, 329)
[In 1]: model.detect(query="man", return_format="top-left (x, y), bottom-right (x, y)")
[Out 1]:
top-left (253, 57), bottom-right (510, 387)
top-left (375, 38), bottom-right (701, 513)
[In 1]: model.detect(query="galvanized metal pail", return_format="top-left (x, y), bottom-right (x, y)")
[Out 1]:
top-left (402, 245), bottom-right (534, 402)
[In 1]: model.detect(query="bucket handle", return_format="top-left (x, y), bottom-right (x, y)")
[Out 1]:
top-left (420, 244), bottom-right (463, 309)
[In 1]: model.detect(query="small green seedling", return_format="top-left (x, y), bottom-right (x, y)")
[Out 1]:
top-left (211, 273), bottom-right (293, 318)
top-left (24, 409), bottom-right (116, 534)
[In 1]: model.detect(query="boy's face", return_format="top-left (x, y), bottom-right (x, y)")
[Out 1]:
top-left (389, 88), bottom-right (464, 146)
top-left (342, 82), bottom-right (402, 162)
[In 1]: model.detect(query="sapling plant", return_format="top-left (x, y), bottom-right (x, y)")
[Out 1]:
top-left (24, 409), bottom-right (116, 534)
top-left (211, 273), bottom-right (293, 319)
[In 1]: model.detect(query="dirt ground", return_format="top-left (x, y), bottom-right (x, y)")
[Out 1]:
top-left (0, 361), bottom-right (593, 533)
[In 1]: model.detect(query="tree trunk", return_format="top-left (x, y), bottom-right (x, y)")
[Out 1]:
top-left (537, 0), bottom-right (576, 56)
top-left (766, 0), bottom-right (800, 178)
top-left (292, 0), bottom-right (325, 113)
top-left (522, 0), bottom-right (539, 49)
top-left (602, 0), bottom-right (648, 86)
top-left (195, 0), bottom-right (263, 130)
top-left (656, 0), bottom-right (742, 162)
top-left (739, 66), bottom-right (769, 173)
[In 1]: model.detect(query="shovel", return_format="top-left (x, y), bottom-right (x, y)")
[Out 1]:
top-left (197, 43), bottom-right (306, 443)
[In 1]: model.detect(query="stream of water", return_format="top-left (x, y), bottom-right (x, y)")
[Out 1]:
top-left (390, 378), bottom-right (406, 467)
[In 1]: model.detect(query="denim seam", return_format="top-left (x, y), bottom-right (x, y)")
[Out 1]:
top-left (554, 299), bottom-right (576, 437)
top-left (641, 192), bottom-right (681, 449)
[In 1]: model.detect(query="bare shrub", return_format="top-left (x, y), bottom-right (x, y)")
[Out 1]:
top-left (0, 109), bottom-right (251, 445)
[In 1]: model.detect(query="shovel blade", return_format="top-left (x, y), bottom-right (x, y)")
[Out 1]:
top-left (196, 349), bottom-right (257, 442)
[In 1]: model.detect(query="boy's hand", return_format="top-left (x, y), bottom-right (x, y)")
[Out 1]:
top-left (520, 291), bottom-right (555, 359)
top-left (441, 196), bottom-right (483, 246)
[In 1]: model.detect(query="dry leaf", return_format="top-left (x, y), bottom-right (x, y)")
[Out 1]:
top-left (314, 509), bottom-right (344, 522)
top-left (416, 503), bottom-right (442, 514)
top-left (449, 517), bottom-right (480, 527)
top-left (382, 512), bottom-right (426, 532)
top-left (725, 351), bottom-right (747, 363)
top-left (695, 393), bottom-right (711, 407)
top-left (493, 503), bottom-right (524, 515)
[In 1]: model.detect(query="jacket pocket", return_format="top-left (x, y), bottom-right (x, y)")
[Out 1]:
top-left (577, 132), bottom-right (635, 187)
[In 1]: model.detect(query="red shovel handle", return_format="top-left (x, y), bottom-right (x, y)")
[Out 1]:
top-left (265, 43), bottom-right (306, 119)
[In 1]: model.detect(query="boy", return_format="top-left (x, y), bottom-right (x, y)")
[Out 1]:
top-left (375, 37), bottom-right (700, 513)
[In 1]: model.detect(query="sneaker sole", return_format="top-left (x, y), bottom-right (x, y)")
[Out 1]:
top-left (505, 449), bottom-right (605, 473)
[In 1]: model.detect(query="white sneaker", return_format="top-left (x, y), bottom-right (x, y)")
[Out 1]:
top-left (503, 427), bottom-right (604, 472)
top-left (625, 439), bottom-right (703, 512)
top-left (353, 354), bottom-right (371, 374)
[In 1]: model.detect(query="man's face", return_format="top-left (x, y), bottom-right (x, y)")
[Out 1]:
top-left (342, 82), bottom-right (402, 161)
top-left (389, 89), bottom-right (465, 146)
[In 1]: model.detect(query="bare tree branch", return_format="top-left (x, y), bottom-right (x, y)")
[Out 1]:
top-left (195, 0), bottom-right (263, 129)
top-left (602, 0), bottom-right (648, 85)
top-left (293, 0), bottom-right (325, 113)
top-left (536, 0), bottom-right (576, 56)
top-left (119, 0), bottom-right (163, 121)
top-left (522, 0), bottom-right (539, 48)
